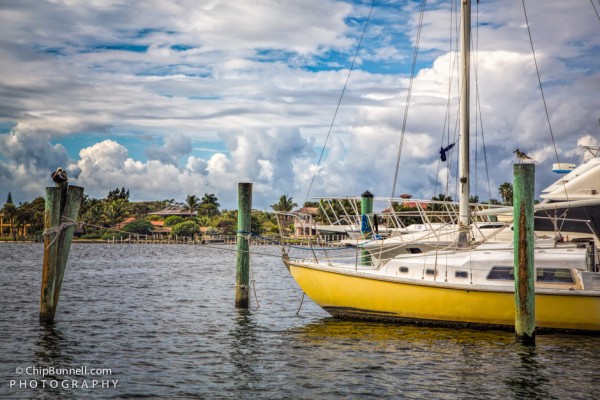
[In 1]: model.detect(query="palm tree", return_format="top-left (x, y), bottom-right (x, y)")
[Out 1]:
top-left (199, 193), bottom-right (220, 217)
top-left (83, 204), bottom-right (104, 234)
top-left (103, 199), bottom-right (128, 227)
top-left (271, 195), bottom-right (298, 212)
top-left (498, 183), bottom-right (513, 205)
top-left (184, 194), bottom-right (200, 217)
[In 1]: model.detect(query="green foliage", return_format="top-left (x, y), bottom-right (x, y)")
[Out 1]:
top-left (12, 197), bottom-right (45, 235)
top-left (390, 201), bottom-right (423, 226)
top-left (251, 211), bottom-right (277, 234)
top-left (171, 221), bottom-right (200, 237)
top-left (103, 199), bottom-right (128, 227)
top-left (205, 226), bottom-right (220, 236)
top-left (107, 187), bottom-right (130, 201)
top-left (128, 201), bottom-right (168, 218)
top-left (101, 230), bottom-right (127, 240)
top-left (122, 220), bottom-right (154, 235)
top-left (431, 193), bottom-right (453, 202)
top-left (196, 215), bottom-right (211, 226)
top-left (271, 195), bottom-right (297, 212)
top-left (251, 215), bottom-right (263, 234)
top-left (498, 183), bottom-right (513, 205)
top-left (183, 194), bottom-right (200, 216)
top-left (211, 211), bottom-right (237, 235)
top-left (81, 203), bottom-right (104, 235)
top-left (164, 215), bottom-right (185, 227)
top-left (1, 202), bottom-right (17, 239)
top-left (6, 192), bottom-right (13, 204)
top-left (80, 233), bottom-right (102, 240)
top-left (199, 193), bottom-right (220, 217)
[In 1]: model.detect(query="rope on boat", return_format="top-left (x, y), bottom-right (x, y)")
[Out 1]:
top-left (296, 292), bottom-right (305, 316)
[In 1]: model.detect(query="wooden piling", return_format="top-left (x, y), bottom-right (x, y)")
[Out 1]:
top-left (513, 163), bottom-right (535, 344)
top-left (235, 182), bottom-right (252, 308)
top-left (40, 187), bottom-right (62, 323)
top-left (40, 183), bottom-right (84, 324)
top-left (360, 191), bottom-right (374, 266)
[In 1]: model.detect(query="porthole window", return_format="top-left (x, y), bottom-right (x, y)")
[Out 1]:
top-left (455, 270), bottom-right (469, 279)
top-left (399, 266), bottom-right (409, 273)
top-left (425, 268), bottom-right (436, 276)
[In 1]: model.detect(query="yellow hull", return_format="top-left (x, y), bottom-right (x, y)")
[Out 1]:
top-left (288, 262), bottom-right (600, 332)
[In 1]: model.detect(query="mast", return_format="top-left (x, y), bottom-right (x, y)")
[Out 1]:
top-left (457, 0), bottom-right (471, 247)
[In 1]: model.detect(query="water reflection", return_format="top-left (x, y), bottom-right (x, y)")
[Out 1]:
top-left (32, 325), bottom-right (78, 400)
top-left (505, 346), bottom-right (550, 400)
top-left (290, 317), bottom-right (513, 346)
top-left (34, 325), bottom-right (75, 366)
top-left (228, 310), bottom-right (262, 393)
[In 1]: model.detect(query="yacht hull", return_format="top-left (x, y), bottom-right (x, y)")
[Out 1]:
top-left (286, 261), bottom-right (600, 332)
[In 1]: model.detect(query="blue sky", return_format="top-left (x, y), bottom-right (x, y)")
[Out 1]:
top-left (1, 0), bottom-right (599, 210)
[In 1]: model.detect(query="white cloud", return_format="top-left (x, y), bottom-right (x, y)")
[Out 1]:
top-left (0, 1), bottom-right (598, 209)
top-left (145, 133), bottom-right (192, 166)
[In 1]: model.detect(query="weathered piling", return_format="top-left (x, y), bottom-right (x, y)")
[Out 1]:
top-left (360, 191), bottom-right (374, 266)
top-left (40, 182), bottom-right (84, 324)
top-left (513, 163), bottom-right (535, 344)
top-left (235, 182), bottom-right (252, 308)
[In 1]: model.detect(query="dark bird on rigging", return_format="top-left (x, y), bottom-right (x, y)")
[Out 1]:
top-left (51, 167), bottom-right (68, 183)
top-left (513, 149), bottom-right (533, 163)
top-left (439, 143), bottom-right (455, 162)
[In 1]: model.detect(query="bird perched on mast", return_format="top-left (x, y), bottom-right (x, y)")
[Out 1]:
top-left (513, 149), bottom-right (533, 163)
top-left (51, 167), bottom-right (68, 184)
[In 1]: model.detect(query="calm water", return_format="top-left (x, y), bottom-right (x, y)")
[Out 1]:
top-left (1, 242), bottom-right (599, 399)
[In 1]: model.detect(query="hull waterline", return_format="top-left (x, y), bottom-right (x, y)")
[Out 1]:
top-left (286, 261), bottom-right (600, 333)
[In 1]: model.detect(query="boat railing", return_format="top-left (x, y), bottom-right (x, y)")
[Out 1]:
top-left (276, 196), bottom-right (600, 268)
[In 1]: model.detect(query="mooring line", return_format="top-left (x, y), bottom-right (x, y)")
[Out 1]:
top-left (42, 216), bottom-right (79, 249)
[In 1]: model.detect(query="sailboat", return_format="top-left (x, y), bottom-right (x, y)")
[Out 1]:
top-left (280, 1), bottom-right (600, 332)
top-left (339, 148), bottom-right (600, 265)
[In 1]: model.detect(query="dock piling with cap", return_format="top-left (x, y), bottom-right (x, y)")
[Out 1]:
top-left (40, 181), bottom-right (84, 324)
top-left (236, 182), bottom-right (252, 308)
top-left (513, 163), bottom-right (535, 345)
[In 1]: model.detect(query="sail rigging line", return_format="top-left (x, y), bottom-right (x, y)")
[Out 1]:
top-left (433, 0), bottom-right (460, 201)
top-left (390, 0), bottom-right (428, 200)
top-left (521, 0), bottom-right (572, 234)
top-left (304, 0), bottom-right (376, 204)
top-left (520, 0), bottom-right (566, 201)
top-left (591, 0), bottom-right (600, 23)
top-left (475, 87), bottom-right (493, 202)
top-left (473, 0), bottom-right (493, 202)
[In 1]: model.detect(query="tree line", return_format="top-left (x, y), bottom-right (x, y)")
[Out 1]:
top-left (1, 183), bottom-right (519, 241)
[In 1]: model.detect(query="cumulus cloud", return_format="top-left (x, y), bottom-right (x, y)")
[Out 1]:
top-left (0, 1), bottom-right (598, 208)
top-left (145, 133), bottom-right (192, 166)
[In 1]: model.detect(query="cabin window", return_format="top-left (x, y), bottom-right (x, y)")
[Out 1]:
top-left (408, 248), bottom-right (422, 254)
top-left (455, 270), bottom-right (469, 279)
top-left (425, 268), bottom-right (436, 276)
top-left (398, 266), bottom-right (409, 273)
top-left (536, 268), bottom-right (574, 283)
top-left (487, 266), bottom-right (514, 281)
top-left (478, 224), bottom-right (505, 229)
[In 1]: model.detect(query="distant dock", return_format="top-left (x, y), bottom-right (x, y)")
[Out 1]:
top-left (76, 234), bottom-right (348, 247)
